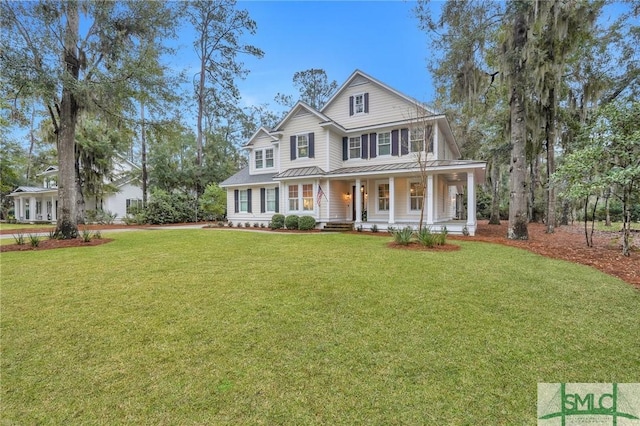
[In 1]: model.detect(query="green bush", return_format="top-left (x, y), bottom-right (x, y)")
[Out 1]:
top-left (270, 214), bottom-right (285, 230)
top-left (371, 224), bottom-right (379, 233)
top-left (416, 227), bottom-right (436, 247)
top-left (298, 216), bottom-right (316, 230)
top-left (199, 183), bottom-right (226, 221)
top-left (285, 215), bottom-right (299, 230)
top-left (13, 232), bottom-right (25, 245)
top-left (392, 227), bottom-right (414, 245)
top-left (29, 234), bottom-right (41, 248)
top-left (145, 190), bottom-right (197, 224)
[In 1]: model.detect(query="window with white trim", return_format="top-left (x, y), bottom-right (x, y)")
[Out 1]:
top-left (126, 198), bottom-right (143, 214)
top-left (354, 94), bottom-right (364, 114)
top-left (410, 127), bottom-right (425, 153)
top-left (302, 184), bottom-right (314, 211)
top-left (409, 182), bottom-right (424, 211)
top-left (265, 148), bottom-right (274, 168)
top-left (239, 190), bottom-right (249, 212)
top-left (266, 188), bottom-right (277, 212)
top-left (297, 134), bottom-right (308, 158)
top-left (378, 132), bottom-right (391, 156)
top-left (349, 136), bottom-right (361, 159)
top-left (255, 148), bottom-right (274, 169)
top-left (378, 183), bottom-right (389, 211)
top-left (288, 185), bottom-right (299, 211)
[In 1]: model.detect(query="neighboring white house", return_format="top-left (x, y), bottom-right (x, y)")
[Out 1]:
top-left (8, 157), bottom-right (143, 223)
top-left (221, 69), bottom-right (486, 235)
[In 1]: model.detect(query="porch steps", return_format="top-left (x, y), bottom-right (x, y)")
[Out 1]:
top-left (321, 222), bottom-right (354, 232)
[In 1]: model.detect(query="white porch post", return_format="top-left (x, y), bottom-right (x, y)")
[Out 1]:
top-left (433, 121), bottom-right (439, 157)
top-left (467, 171), bottom-right (476, 226)
top-left (426, 175), bottom-right (434, 225)
top-left (30, 196), bottom-right (36, 221)
top-left (17, 197), bottom-right (24, 221)
top-left (355, 178), bottom-right (362, 225)
top-left (388, 176), bottom-right (395, 224)
top-left (315, 179), bottom-right (321, 221)
top-left (51, 196), bottom-right (57, 221)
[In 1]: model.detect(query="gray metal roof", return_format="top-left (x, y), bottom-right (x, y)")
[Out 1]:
top-left (274, 166), bottom-right (326, 179)
top-left (326, 160), bottom-right (485, 176)
top-left (8, 186), bottom-right (56, 196)
top-left (219, 167), bottom-right (277, 187)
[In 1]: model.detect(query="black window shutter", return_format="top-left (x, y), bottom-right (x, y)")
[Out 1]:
top-left (391, 130), bottom-right (399, 156)
top-left (349, 96), bottom-right (354, 116)
top-left (369, 133), bottom-right (377, 158)
top-left (308, 132), bottom-right (315, 158)
top-left (364, 93), bottom-right (369, 113)
top-left (234, 190), bottom-right (239, 213)
top-left (247, 189), bottom-right (252, 213)
top-left (361, 134), bottom-right (368, 159)
top-left (401, 128), bottom-right (409, 155)
top-left (275, 187), bottom-right (279, 213)
top-left (260, 188), bottom-right (266, 213)
top-left (290, 136), bottom-right (296, 161)
top-left (342, 137), bottom-right (348, 160)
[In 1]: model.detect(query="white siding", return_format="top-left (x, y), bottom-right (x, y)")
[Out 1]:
top-left (279, 113), bottom-right (327, 172)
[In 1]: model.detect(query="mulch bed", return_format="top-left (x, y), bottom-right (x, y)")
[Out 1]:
top-left (1, 238), bottom-right (113, 252)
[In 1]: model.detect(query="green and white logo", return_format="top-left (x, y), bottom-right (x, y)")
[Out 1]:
top-left (538, 383), bottom-right (640, 425)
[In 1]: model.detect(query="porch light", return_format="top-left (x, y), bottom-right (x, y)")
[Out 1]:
top-left (360, 185), bottom-right (364, 193)
top-left (344, 192), bottom-right (351, 201)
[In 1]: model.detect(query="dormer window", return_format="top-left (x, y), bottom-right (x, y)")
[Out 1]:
top-left (349, 93), bottom-right (369, 116)
top-left (255, 148), bottom-right (274, 170)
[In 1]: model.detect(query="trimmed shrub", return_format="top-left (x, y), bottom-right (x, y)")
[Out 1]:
top-left (285, 215), bottom-right (299, 230)
top-left (270, 214), bottom-right (285, 230)
top-left (298, 216), bottom-right (316, 231)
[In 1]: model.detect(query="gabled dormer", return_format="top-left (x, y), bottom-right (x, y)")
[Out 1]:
top-left (244, 126), bottom-right (280, 175)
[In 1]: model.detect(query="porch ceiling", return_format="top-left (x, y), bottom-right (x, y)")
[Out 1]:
top-left (326, 160), bottom-right (486, 180)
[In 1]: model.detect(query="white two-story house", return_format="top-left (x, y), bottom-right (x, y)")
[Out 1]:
top-left (220, 70), bottom-right (486, 235)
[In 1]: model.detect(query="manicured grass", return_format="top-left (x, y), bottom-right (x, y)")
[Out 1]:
top-left (593, 221), bottom-right (640, 231)
top-left (1, 230), bottom-right (638, 424)
top-left (0, 222), bottom-right (54, 231)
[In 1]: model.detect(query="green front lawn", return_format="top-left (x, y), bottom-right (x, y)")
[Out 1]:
top-left (0, 222), bottom-right (54, 231)
top-left (1, 230), bottom-right (638, 424)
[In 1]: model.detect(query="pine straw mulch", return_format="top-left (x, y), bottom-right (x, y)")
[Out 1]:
top-left (448, 220), bottom-right (640, 288)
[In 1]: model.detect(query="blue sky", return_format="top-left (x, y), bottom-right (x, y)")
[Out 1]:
top-left (174, 1), bottom-right (439, 114)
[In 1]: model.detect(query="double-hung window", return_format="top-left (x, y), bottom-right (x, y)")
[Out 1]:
top-left (265, 148), bottom-right (274, 168)
top-left (266, 188), bottom-right (277, 212)
top-left (410, 127), bottom-right (425, 153)
top-left (378, 132), bottom-right (391, 156)
top-left (409, 182), bottom-right (424, 211)
top-left (288, 185), bottom-right (299, 211)
top-left (255, 150), bottom-right (263, 169)
top-left (239, 190), bottom-right (249, 212)
top-left (349, 136), bottom-right (361, 159)
top-left (302, 184), bottom-right (314, 211)
top-left (297, 134), bottom-right (308, 158)
top-left (378, 183), bottom-right (390, 211)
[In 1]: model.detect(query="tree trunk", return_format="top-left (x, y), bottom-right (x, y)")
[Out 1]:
top-left (507, 3), bottom-right (529, 240)
top-left (560, 198), bottom-right (570, 226)
top-left (488, 156), bottom-right (501, 225)
top-left (55, 2), bottom-right (80, 239)
top-left (546, 87), bottom-right (557, 233)
top-left (141, 102), bottom-right (148, 207)
top-left (622, 190), bottom-right (630, 257)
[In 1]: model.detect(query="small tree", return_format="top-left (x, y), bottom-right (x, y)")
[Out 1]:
top-left (199, 183), bottom-right (226, 221)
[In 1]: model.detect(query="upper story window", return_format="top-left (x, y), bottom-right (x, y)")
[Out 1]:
top-left (255, 148), bottom-right (274, 169)
top-left (297, 134), bottom-right (308, 158)
top-left (349, 93), bottom-right (369, 116)
top-left (377, 132), bottom-right (391, 156)
top-left (410, 125), bottom-right (434, 153)
top-left (349, 136), bottom-right (361, 159)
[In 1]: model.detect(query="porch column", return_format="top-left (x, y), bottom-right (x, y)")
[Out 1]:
top-left (388, 177), bottom-right (395, 224)
top-left (30, 196), bottom-right (36, 221)
top-left (16, 197), bottom-right (23, 221)
top-left (51, 196), bottom-right (57, 221)
top-left (426, 175), bottom-right (434, 225)
top-left (433, 121), bottom-right (439, 157)
top-left (355, 178), bottom-right (362, 225)
top-left (467, 171), bottom-right (476, 226)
